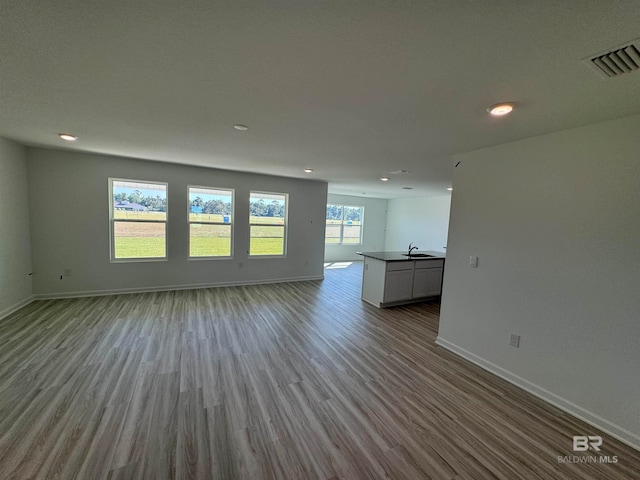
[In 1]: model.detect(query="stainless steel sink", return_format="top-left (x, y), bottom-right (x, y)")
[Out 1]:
top-left (402, 253), bottom-right (434, 257)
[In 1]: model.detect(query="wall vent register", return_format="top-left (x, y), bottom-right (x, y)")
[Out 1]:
top-left (586, 40), bottom-right (640, 78)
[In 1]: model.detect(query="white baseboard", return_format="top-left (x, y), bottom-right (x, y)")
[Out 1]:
top-left (435, 336), bottom-right (640, 452)
top-left (0, 295), bottom-right (35, 321)
top-left (33, 275), bottom-right (324, 300)
top-left (324, 257), bottom-right (363, 263)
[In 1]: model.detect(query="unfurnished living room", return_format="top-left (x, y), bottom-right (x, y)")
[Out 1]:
top-left (1, 2), bottom-right (639, 479)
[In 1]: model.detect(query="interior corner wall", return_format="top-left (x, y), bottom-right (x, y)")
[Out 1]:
top-left (324, 194), bottom-right (388, 262)
top-left (384, 195), bottom-right (451, 252)
top-left (438, 114), bottom-right (640, 449)
top-left (27, 148), bottom-right (328, 297)
top-left (0, 138), bottom-right (33, 318)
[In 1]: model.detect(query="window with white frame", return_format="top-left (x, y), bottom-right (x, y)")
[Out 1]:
top-left (325, 204), bottom-right (364, 244)
top-left (188, 186), bottom-right (234, 258)
top-left (249, 191), bottom-right (288, 256)
top-left (110, 178), bottom-right (167, 261)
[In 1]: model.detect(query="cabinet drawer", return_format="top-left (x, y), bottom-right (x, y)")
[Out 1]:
top-left (414, 259), bottom-right (444, 269)
top-left (386, 261), bottom-right (414, 271)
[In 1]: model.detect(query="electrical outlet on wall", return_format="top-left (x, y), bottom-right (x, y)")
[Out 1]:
top-left (509, 334), bottom-right (520, 347)
top-left (469, 256), bottom-right (478, 268)
top-left (64, 269), bottom-right (72, 277)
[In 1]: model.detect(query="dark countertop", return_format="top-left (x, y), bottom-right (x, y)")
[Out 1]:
top-left (357, 251), bottom-right (446, 262)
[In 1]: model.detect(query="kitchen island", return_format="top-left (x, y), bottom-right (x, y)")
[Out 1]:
top-left (357, 251), bottom-right (445, 308)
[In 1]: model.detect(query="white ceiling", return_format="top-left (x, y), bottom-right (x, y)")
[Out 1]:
top-left (2, 1), bottom-right (640, 198)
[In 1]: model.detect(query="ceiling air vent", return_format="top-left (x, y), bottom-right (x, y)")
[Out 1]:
top-left (586, 40), bottom-right (640, 78)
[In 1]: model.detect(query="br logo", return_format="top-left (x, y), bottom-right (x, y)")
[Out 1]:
top-left (573, 435), bottom-right (602, 452)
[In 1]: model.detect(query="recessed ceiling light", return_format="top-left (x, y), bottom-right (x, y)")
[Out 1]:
top-left (487, 102), bottom-right (515, 116)
top-left (233, 124), bottom-right (249, 131)
top-left (58, 133), bottom-right (78, 141)
top-left (303, 168), bottom-right (314, 173)
top-left (380, 177), bottom-right (390, 182)
top-left (447, 187), bottom-right (453, 191)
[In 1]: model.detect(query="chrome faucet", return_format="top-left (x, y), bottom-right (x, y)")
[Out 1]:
top-left (408, 243), bottom-right (419, 256)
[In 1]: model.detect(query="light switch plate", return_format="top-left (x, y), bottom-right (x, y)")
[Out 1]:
top-left (510, 334), bottom-right (520, 347)
top-left (469, 256), bottom-right (478, 268)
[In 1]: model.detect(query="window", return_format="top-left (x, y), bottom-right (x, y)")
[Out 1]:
top-left (325, 204), bottom-right (364, 244)
top-left (110, 179), bottom-right (167, 261)
top-left (249, 191), bottom-right (288, 256)
top-left (188, 186), bottom-right (233, 258)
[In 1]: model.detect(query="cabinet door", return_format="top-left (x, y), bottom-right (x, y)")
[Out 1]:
top-left (412, 267), bottom-right (443, 298)
top-left (384, 269), bottom-right (414, 302)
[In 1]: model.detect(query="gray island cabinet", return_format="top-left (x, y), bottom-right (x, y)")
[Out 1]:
top-left (357, 251), bottom-right (445, 308)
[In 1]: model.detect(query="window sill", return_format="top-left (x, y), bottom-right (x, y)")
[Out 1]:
top-left (110, 257), bottom-right (168, 263)
top-left (188, 256), bottom-right (234, 261)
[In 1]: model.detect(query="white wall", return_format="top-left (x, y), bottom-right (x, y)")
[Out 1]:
top-left (0, 138), bottom-right (33, 318)
top-left (438, 114), bottom-right (640, 449)
top-left (324, 194), bottom-right (388, 262)
top-left (27, 148), bottom-right (328, 297)
top-left (384, 195), bottom-right (451, 252)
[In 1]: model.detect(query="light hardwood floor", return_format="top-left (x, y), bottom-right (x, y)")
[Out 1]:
top-left (0, 262), bottom-right (638, 479)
